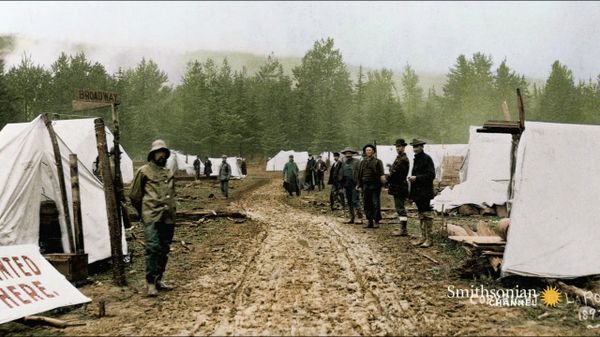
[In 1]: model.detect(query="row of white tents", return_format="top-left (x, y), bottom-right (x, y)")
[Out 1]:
top-left (168, 151), bottom-right (245, 178)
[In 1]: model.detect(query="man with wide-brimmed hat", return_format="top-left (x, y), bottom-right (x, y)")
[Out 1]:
top-left (218, 155), bottom-right (232, 198)
top-left (388, 138), bottom-right (410, 236)
top-left (408, 138), bottom-right (436, 247)
top-left (340, 147), bottom-right (362, 223)
top-left (283, 154), bottom-right (301, 196)
top-left (357, 144), bottom-right (385, 228)
top-left (327, 152), bottom-right (345, 211)
top-left (130, 139), bottom-right (176, 297)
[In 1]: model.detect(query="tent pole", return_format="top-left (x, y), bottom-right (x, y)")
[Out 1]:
top-left (69, 154), bottom-right (85, 255)
top-left (42, 113), bottom-right (75, 254)
top-left (95, 118), bottom-right (127, 286)
top-left (111, 103), bottom-right (130, 230)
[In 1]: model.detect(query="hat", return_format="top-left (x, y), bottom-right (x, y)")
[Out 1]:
top-left (221, 154), bottom-right (228, 159)
top-left (289, 154), bottom-right (294, 158)
top-left (394, 138), bottom-right (407, 146)
top-left (333, 152), bottom-right (340, 157)
top-left (410, 138), bottom-right (426, 146)
top-left (362, 144), bottom-right (376, 153)
top-left (340, 147), bottom-right (358, 154)
top-left (147, 139), bottom-right (170, 161)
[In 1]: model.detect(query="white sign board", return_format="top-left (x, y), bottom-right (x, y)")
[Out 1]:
top-left (0, 245), bottom-right (91, 324)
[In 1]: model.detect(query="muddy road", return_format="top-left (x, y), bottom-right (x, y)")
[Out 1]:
top-left (2, 173), bottom-right (591, 336)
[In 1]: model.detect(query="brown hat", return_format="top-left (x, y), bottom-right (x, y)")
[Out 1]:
top-left (340, 147), bottom-right (358, 154)
top-left (410, 138), bottom-right (426, 146)
top-left (362, 144), bottom-right (376, 153)
top-left (394, 138), bottom-right (407, 146)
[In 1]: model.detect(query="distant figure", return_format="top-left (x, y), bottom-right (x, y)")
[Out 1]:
top-left (241, 158), bottom-right (248, 176)
top-left (129, 139), bottom-right (176, 297)
top-left (340, 147), bottom-right (362, 224)
top-left (218, 155), bottom-right (231, 198)
top-left (204, 157), bottom-right (212, 177)
top-left (193, 155), bottom-right (201, 180)
top-left (328, 152), bottom-right (345, 211)
top-left (316, 155), bottom-right (327, 191)
top-left (357, 144), bottom-right (385, 229)
top-left (283, 155), bottom-right (300, 196)
top-left (305, 154), bottom-right (316, 191)
top-left (408, 139), bottom-right (436, 248)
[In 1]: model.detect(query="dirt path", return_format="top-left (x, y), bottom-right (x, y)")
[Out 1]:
top-left (183, 179), bottom-right (430, 336)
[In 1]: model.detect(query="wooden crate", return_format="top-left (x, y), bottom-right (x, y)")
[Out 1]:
top-left (44, 253), bottom-right (88, 282)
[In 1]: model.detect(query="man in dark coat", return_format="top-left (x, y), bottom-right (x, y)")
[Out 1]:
top-left (240, 158), bottom-right (248, 176)
top-left (193, 155), bottom-right (201, 180)
top-left (283, 155), bottom-right (300, 196)
top-left (218, 155), bottom-right (231, 198)
top-left (305, 154), bottom-right (316, 191)
top-left (204, 157), bottom-right (212, 177)
top-left (357, 144), bottom-right (385, 228)
top-left (340, 147), bottom-right (362, 223)
top-left (328, 152), bottom-right (345, 211)
top-left (387, 138), bottom-right (410, 236)
top-left (408, 139), bottom-right (436, 248)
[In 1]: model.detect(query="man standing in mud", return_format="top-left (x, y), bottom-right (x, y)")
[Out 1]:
top-left (305, 154), bottom-right (317, 191)
top-left (204, 156), bottom-right (212, 177)
top-left (218, 155), bottom-right (232, 198)
top-left (130, 139), bottom-right (176, 297)
top-left (408, 139), bottom-right (436, 248)
top-left (328, 152), bottom-right (345, 211)
top-left (283, 154), bottom-right (301, 196)
top-left (316, 155), bottom-right (327, 191)
top-left (387, 139), bottom-right (410, 236)
top-left (340, 147), bottom-right (363, 223)
top-left (357, 144), bottom-right (385, 228)
top-left (193, 155), bottom-right (201, 180)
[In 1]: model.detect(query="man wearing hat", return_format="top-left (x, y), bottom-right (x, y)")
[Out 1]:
top-left (193, 155), bottom-right (202, 180)
top-left (218, 155), bottom-right (232, 198)
top-left (305, 154), bottom-right (317, 191)
top-left (283, 154), bottom-right (301, 196)
top-left (204, 156), bottom-right (212, 177)
top-left (408, 139), bottom-right (436, 247)
top-left (340, 147), bottom-right (362, 223)
top-left (316, 155), bottom-right (327, 191)
top-left (130, 139), bottom-right (176, 297)
top-left (357, 144), bottom-right (385, 228)
top-left (388, 138), bottom-right (410, 236)
top-left (327, 152), bottom-right (345, 211)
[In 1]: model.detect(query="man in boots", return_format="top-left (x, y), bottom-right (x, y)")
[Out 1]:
top-left (387, 138), bottom-right (410, 236)
top-left (357, 144), bottom-right (385, 228)
top-left (316, 155), bottom-right (327, 191)
top-left (408, 139), bottom-right (436, 248)
top-left (218, 155), bottom-right (231, 198)
top-left (130, 139), bottom-right (176, 297)
top-left (340, 147), bottom-right (363, 223)
top-left (328, 152), bottom-right (345, 211)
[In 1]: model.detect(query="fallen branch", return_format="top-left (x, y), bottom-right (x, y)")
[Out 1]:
top-left (558, 281), bottom-right (600, 308)
top-left (418, 252), bottom-right (439, 264)
top-left (22, 315), bottom-right (86, 328)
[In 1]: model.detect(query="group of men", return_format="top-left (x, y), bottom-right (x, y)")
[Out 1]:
top-left (193, 156), bottom-right (212, 179)
top-left (286, 138), bottom-right (436, 248)
top-left (304, 154), bottom-right (328, 191)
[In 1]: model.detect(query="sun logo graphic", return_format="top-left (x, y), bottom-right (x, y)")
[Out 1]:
top-left (541, 286), bottom-right (561, 307)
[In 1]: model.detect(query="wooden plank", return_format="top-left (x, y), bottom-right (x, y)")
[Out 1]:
top-left (476, 221), bottom-right (496, 236)
top-left (488, 257), bottom-right (503, 272)
top-left (448, 235), bottom-right (505, 245)
top-left (481, 250), bottom-right (504, 256)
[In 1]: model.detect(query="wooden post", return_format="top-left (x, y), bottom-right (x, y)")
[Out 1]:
top-left (42, 113), bottom-right (75, 254)
top-left (110, 103), bottom-right (131, 229)
top-left (69, 154), bottom-right (85, 255)
top-left (507, 89), bottom-right (526, 216)
top-left (94, 118), bottom-right (127, 286)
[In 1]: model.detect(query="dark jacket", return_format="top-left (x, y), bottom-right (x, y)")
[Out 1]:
top-left (204, 160), bottom-right (212, 175)
top-left (409, 151), bottom-right (435, 201)
top-left (357, 156), bottom-right (384, 188)
top-left (388, 152), bottom-right (409, 197)
top-left (328, 159), bottom-right (343, 186)
top-left (341, 157), bottom-right (360, 187)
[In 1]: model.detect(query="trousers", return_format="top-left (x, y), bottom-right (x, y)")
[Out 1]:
top-left (144, 221), bottom-right (175, 283)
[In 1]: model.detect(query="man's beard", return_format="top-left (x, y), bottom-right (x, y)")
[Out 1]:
top-left (154, 157), bottom-right (167, 167)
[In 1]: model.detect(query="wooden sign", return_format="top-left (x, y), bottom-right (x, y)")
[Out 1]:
top-left (75, 89), bottom-right (119, 104)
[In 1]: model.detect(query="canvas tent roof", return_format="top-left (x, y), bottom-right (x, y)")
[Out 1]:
top-left (0, 115), bottom-right (127, 263)
top-left (167, 151), bottom-right (202, 176)
top-left (502, 122), bottom-right (600, 278)
top-left (210, 157), bottom-right (244, 178)
top-left (266, 150), bottom-right (309, 171)
top-left (431, 127), bottom-right (512, 212)
top-left (1, 118), bottom-right (135, 184)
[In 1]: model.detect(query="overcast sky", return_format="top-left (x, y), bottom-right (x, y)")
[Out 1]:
top-left (2, 1), bottom-right (600, 81)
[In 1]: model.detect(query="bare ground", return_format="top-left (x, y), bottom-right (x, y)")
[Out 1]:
top-left (2, 168), bottom-right (599, 336)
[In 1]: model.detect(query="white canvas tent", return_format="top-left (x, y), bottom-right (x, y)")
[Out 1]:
top-left (210, 157), bottom-right (244, 178)
top-left (0, 115), bottom-right (127, 263)
top-left (266, 150), bottom-right (309, 171)
top-left (502, 122), bottom-right (600, 278)
top-left (167, 150), bottom-right (202, 176)
top-left (0, 118), bottom-right (135, 184)
top-left (431, 127), bottom-right (512, 212)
